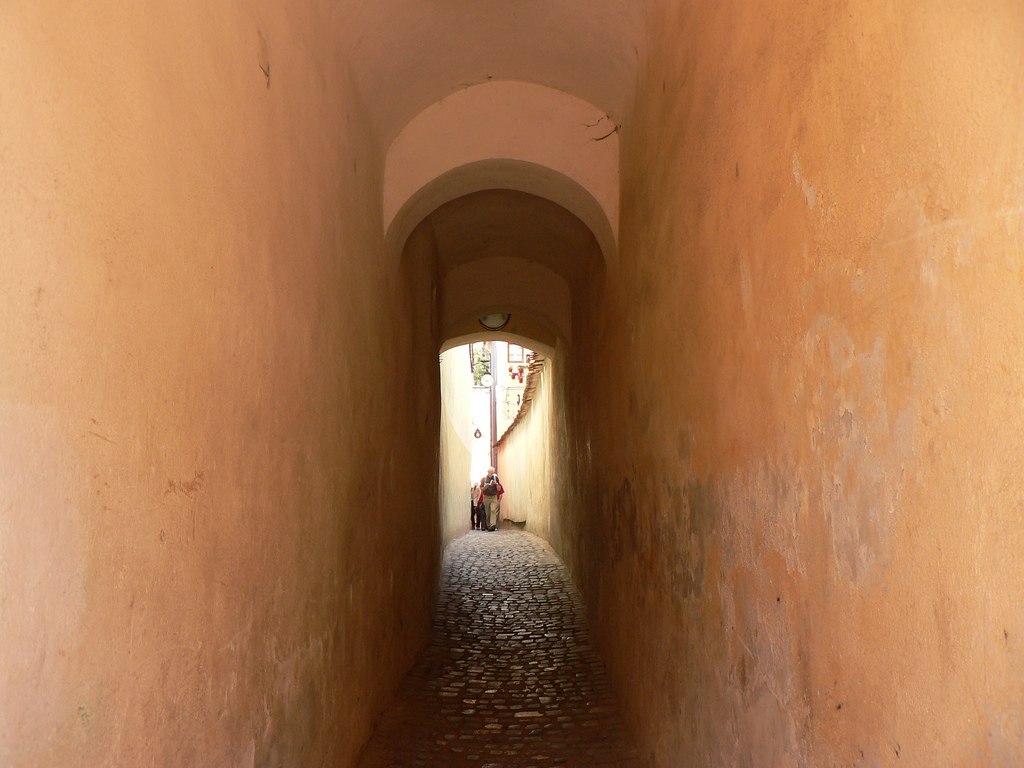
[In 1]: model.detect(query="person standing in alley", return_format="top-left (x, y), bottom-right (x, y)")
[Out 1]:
top-left (479, 467), bottom-right (503, 531)
top-left (470, 482), bottom-right (483, 530)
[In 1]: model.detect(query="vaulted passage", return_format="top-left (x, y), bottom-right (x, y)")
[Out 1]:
top-left (4, 2), bottom-right (1024, 766)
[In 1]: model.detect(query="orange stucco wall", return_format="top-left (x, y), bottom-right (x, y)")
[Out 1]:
top-left (546, 1), bottom-right (1024, 765)
top-left (7, 0), bottom-right (1024, 765)
top-left (1, 3), bottom-right (440, 765)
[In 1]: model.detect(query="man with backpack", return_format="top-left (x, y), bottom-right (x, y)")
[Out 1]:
top-left (479, 467), bottom-right (503, 531)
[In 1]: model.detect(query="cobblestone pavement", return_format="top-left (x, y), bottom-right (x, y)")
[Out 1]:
top-left (355, 529), bottom-right (641, 768)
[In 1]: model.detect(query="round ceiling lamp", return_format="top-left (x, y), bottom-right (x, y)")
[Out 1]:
top-left (479, 312), bottom-right (511, 331)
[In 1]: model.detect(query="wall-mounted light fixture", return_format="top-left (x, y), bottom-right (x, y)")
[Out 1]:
top-left (479, 312), bottom-right (510, 331)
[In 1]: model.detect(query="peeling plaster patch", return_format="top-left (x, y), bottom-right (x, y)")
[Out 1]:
top-left (717, 507), bottom-right (807, 764)
top-left (877, 194), bottom-right (1023, 278)
top-left (791, 153), bottom-right (817, 209)
top-left (712, 463), bottom-right (814, 765)
top-left (720, 460), bottom-right (807, 577)
top-left (803, 319), bottom-right (917, 584)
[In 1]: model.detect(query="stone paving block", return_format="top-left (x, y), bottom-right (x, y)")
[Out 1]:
top-left (355, 530), bottom-right (641, 768)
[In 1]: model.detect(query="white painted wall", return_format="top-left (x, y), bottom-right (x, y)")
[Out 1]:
top-left (439, 347), bottom-right (475, 541)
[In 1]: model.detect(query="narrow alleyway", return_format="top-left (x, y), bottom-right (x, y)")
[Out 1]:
top-left (355, 530), bottom-right (641, 768)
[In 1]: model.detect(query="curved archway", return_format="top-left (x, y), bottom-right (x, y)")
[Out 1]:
top-left (400, 187), bottom-right (605, 348)
top-left (438, 260), bottom-right (569, 348)
top-left (384, 80), bottom-right (619, 255)
top-left (441, 330), bottom-right (556, 360)
top-left (387, 159), bottom-right (617, 267)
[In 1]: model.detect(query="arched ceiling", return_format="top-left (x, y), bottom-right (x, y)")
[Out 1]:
top-left (341, 0), bottom-right (647, 351)
top-left (336, 1), bottom-right (647, 145)
top-left (429, 190), bottom-right (601, 282)
top-left (442, 257), bottom-right (571, 342)
top-left (386, 159), bottom-right (617, 268)
top-left (421, 189), bottom-right (603, 346)
top-left (384, 81), bottom-right (620, 255)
